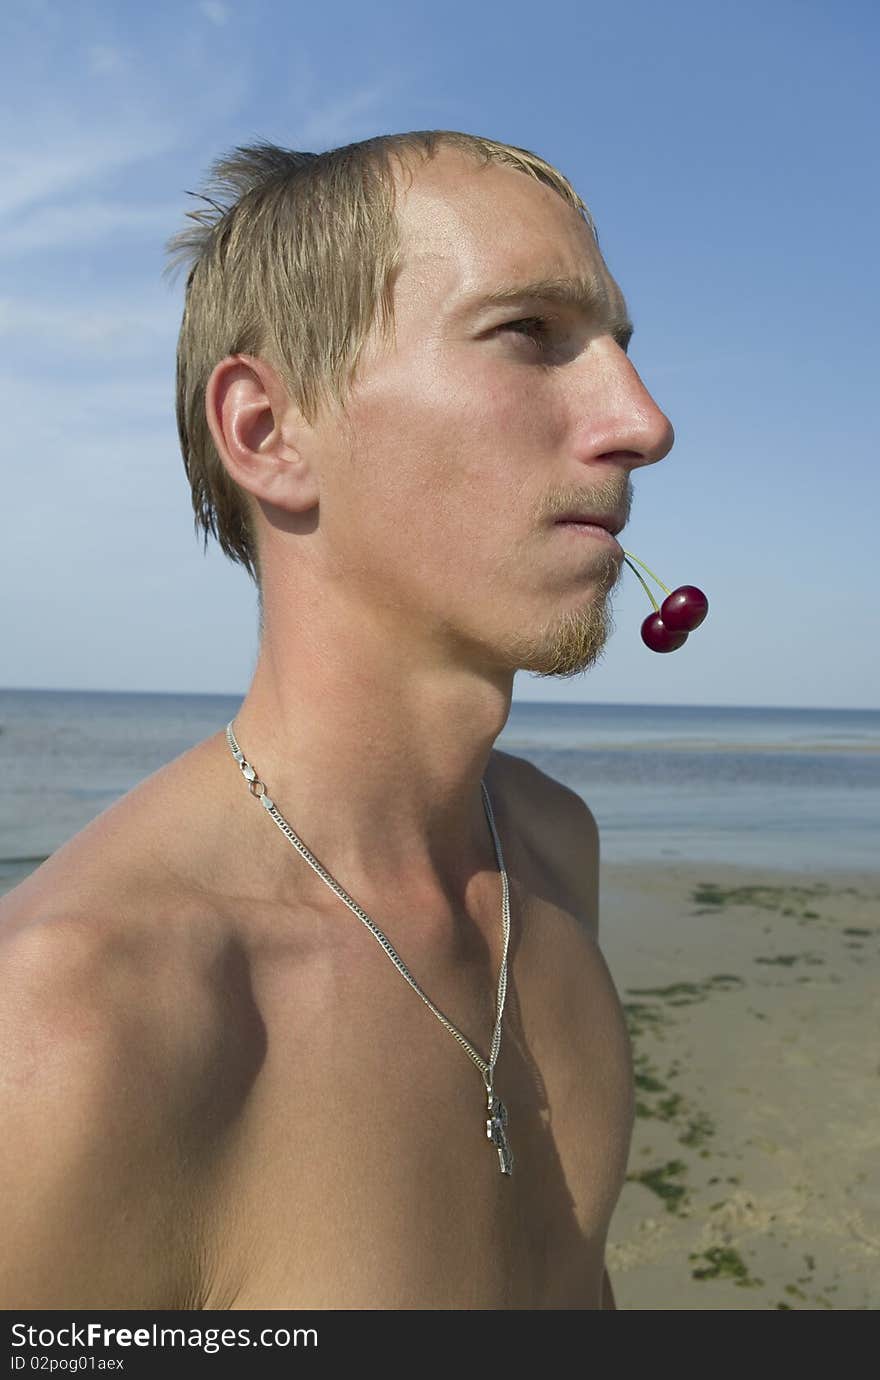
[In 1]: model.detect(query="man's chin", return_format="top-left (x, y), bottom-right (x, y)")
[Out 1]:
top-left (508, 601), bottom-right (615, 680)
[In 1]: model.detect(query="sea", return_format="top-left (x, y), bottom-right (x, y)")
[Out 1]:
top-left (1, 689), bottom-right (878, 891)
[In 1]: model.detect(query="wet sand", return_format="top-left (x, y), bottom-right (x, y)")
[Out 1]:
top-left (599, 860), bottom-right (880, 1310)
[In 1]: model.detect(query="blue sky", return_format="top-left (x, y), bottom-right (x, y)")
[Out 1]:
top-left (2, 0), bottom-right (877, 709)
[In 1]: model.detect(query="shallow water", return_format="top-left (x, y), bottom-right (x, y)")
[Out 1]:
top-left (1, 690), bottom-right (877, 878)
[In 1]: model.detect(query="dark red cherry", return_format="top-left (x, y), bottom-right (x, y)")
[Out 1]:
top-left (660, 585), bottom-right (709, 633)
top-left (641, 612), bottom-right (689, 653)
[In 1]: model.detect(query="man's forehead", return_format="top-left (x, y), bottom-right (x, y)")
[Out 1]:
top-left (396, 247), bottom-right (630, 335)
top-left (392, 155), bottom-right (627, 326)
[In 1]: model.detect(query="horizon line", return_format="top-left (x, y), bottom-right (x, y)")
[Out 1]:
top-left (0, 686), bottom-right (877, 715)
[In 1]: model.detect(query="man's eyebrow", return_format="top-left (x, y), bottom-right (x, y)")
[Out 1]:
top-left (454, 275), bottom-right (634, 348)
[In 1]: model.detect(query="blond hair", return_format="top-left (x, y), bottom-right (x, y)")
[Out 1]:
top-left (164, 130), bottom-right (597, 620)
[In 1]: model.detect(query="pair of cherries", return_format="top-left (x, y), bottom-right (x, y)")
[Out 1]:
top-left (621, 549), bottom-right (709, 652)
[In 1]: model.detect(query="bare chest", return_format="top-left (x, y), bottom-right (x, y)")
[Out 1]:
top-left (196, 886), bottom-right (635, 1311)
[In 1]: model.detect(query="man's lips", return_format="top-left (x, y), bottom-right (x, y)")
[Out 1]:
top-left (554, 511), bottom-right (626, 536)
top-left (555, 520), bottom-right (623, 547)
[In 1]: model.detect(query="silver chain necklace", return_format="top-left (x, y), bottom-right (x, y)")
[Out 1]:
top-left (225, 720), bottom-right (514, 1175)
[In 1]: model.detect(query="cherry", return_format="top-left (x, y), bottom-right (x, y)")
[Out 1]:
top-left (660, 585), bottom-right (709, 633)
top-left (641, 612), bottom-right (689, 653)
top-left (621, 549), bottom-right (709, 654)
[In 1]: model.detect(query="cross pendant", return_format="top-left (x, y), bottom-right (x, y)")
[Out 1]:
top-left (486, 1087), bottom-right (514, 1175)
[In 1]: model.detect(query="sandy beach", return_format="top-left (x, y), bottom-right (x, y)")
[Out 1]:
top-left (600, 859), bottom-right (880, 1310)
top-left (2, 854), bottom-right (877, 1310)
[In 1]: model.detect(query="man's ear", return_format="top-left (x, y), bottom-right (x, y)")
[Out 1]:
top-left (204, 353), bottom-right (320, 515)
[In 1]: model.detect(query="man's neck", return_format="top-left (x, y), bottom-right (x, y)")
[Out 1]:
top-left (227, 634), bottom-right (515, 913)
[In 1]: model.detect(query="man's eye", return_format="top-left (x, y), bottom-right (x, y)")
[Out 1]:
top-left (499, 316), bottom-right (551, 343)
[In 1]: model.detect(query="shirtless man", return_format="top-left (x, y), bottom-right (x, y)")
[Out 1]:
top-left (0, 131), bottom-right (674, 1310)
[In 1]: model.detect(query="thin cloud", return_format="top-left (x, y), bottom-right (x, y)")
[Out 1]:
top-left (0, 372), bottom-right (174, 428)
top-left (0, 296), bottom-right (177, 359)
top-left (0, 128), bottom-right (177, 221)
top-left (297, 82), bottom-right (400, 148)
top-left (86, 44), bottom-right (127, 75)
top-left (0, 200), bottom-right (181, 256)
top-left (199, 1), bottom-right (230, 25)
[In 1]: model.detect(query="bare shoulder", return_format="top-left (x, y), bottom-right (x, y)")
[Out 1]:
top-left (491, 745), bottom-right (597, 821)
top-left (0, 886), bottom-right (248, 1308)
top-left (490, 747), bottom-right (600, 936)
top-left (0, 742), bottom-right (252, 1308)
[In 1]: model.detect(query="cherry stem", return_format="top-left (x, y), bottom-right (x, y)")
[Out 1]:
top-left (623, 556), bottom-right (659, 612)
top-left (621, 549), bottom-right (672, 597)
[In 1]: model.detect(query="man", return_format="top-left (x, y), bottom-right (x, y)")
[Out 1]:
top-left (0, 130), bottom-right (673, 1309)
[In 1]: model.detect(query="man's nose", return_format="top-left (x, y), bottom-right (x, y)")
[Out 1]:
top-left (587, 343), bottom-right (675, 469)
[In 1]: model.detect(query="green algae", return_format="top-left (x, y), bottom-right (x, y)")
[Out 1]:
top-left (690, 881), bottom-right (834, 923)
top-left (635, 1092), bottom-right (685, 1123)
top-left (626, 974), bottom-right (745, 1010)
top-left (632, 1050), bottom-right (687, 1124)
top-left (634, 1069), bottom-right (667, 1093)
top-left (621, 1001), bottom-right (669, 1040)
top-left (678, 1110), bottom-right (716, 1148)
top-left (688, 1246), bottom-right (763, 1287)
top-left (754, 953), bottom-right (805, 966)
top-left (628, 981), bottom-right (703, 1000)
top-left (627, 1158), bottom-right (690, 1214)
